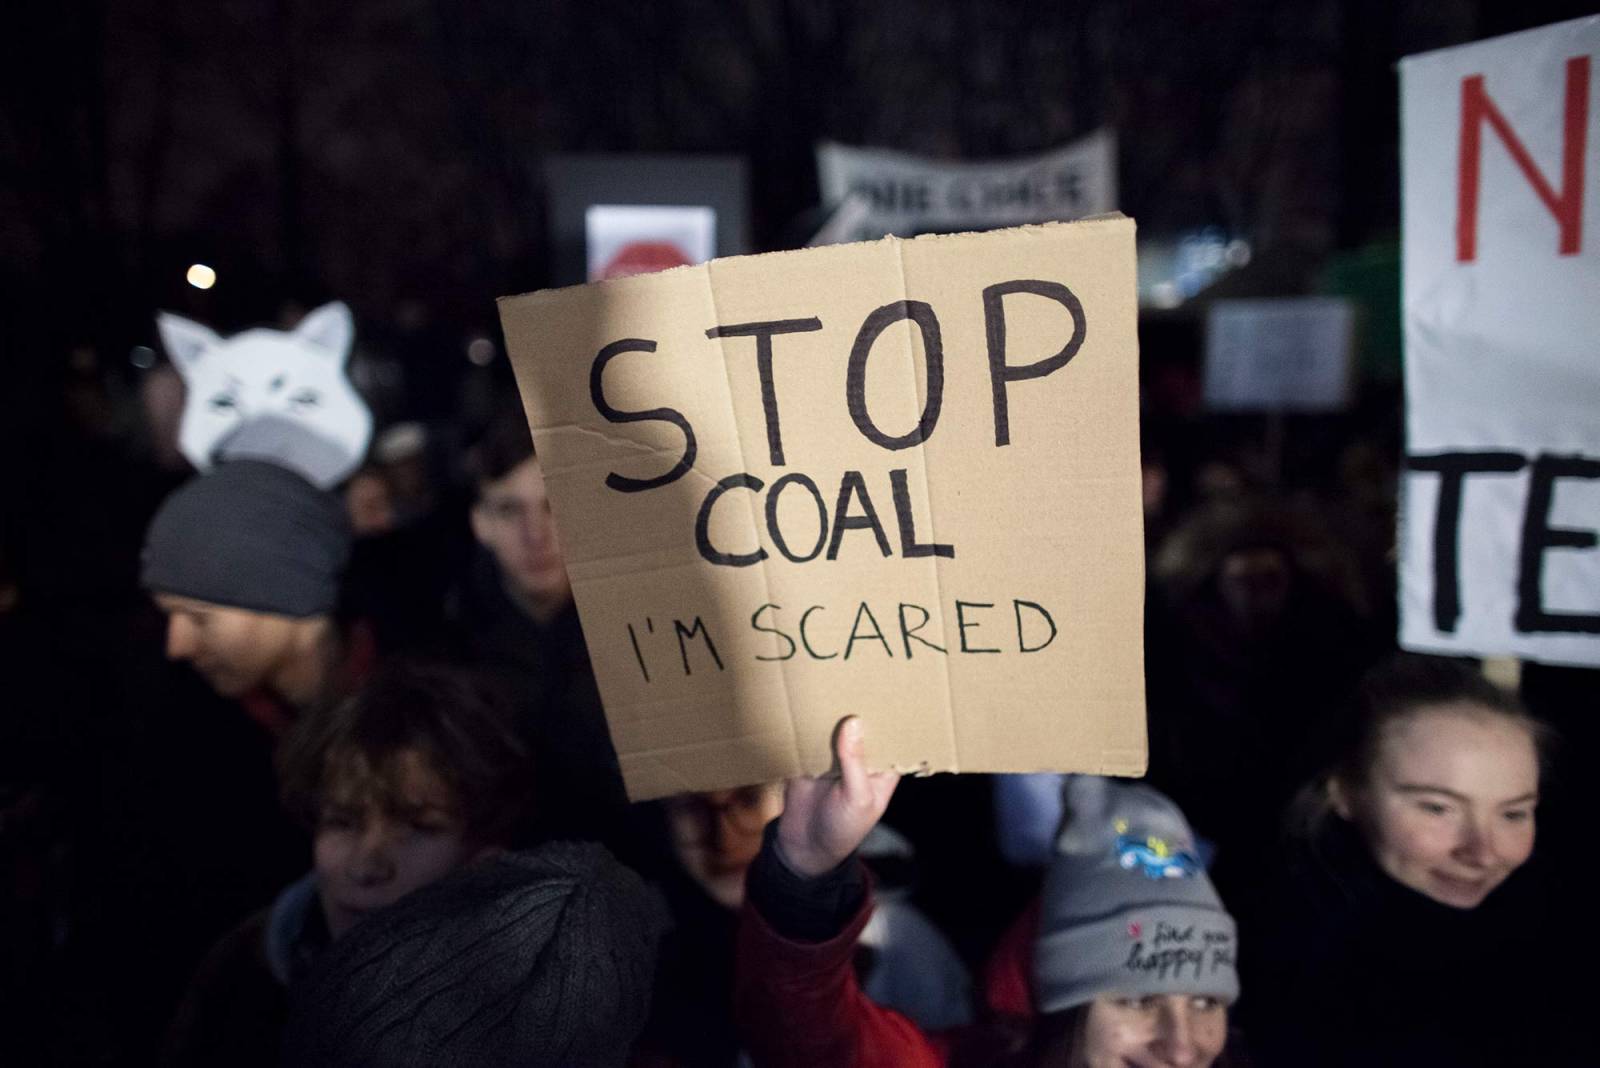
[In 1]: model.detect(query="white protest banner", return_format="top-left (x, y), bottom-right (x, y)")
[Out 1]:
top-left (1400, 16), bottom-right (1600, 667)
top-left (816, 130), bottom-right (1116, 242)
top-left (499, 218), bottom-right (1146, 799)
top-left (1203, 298), bottom-right (1354, 412)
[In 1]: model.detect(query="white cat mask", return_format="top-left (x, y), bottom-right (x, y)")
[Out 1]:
top-left (157, 302), bottom-right (373, 489)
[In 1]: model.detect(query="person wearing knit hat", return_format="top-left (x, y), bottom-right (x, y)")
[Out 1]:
top-left (281, 841), bottom-right (667, 1067)
top-left (1025, 775), bottom-right (1239, 1066)
top-left (733, 719), bottom-right (1244, 1068)
top-left (142, 419), bottom-right (357, 720)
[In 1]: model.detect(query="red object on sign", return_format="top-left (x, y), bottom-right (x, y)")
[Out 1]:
top-left (600, 241), bottom-right (694, 280)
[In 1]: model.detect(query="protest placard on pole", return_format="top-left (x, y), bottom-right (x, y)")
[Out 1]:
top-left (816, 131), bottom-right (1116, 242)
top-left (499, 217), bottom-right (1146, 799)
top-left (1399, 16), bottom-right (1600, 667)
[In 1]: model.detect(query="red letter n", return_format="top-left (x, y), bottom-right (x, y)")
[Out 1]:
top-left (1457, 55), bottom-right (1589, 262)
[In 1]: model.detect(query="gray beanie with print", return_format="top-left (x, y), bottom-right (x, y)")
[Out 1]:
top-left (1032, 776), bottom-right (1239, 1013)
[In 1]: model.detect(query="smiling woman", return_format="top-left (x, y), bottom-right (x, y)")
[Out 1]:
top-left (1332, 704), bottom-right (1539, 909)
top-left (1241, 655), bottom-right (1568, 1067)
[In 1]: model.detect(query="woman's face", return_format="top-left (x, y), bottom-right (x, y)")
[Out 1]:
top-left (1072, 994), bottom-right (1228, 1068)
top-left (1337, 703), bottom-right (1538, 909)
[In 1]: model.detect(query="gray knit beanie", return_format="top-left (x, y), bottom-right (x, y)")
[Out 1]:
top-left (141, 421), bottom-right (351, 618)
top-left (1032, 776), bottom-right (1239, 1013)
top-left (281, 842), bottom-right (668, 1068)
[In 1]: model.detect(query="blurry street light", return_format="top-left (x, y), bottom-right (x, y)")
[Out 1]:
top-left (467, 336), bottom-right (496, 366)
top-left (186, 263), bottom-right (217, 290)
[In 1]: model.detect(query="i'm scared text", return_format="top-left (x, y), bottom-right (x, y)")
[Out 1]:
top-left (624, 597), bottom-right (1060, 682)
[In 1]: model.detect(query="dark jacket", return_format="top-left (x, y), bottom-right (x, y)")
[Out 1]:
top-left (162, 874), bottom-right (327, 1068)
top-left (448, 548), bottom-right (628, 845)
top-left (1241, 820), bottom-right (1578, 1067)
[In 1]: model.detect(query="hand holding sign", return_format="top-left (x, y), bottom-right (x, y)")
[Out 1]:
top-left (776, 717), bottom-right (900, 878)
top-left (499, 217), bottom-right (1146, 799)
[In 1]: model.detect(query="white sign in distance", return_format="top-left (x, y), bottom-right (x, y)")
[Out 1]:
top-left (816, 130), bottom-right (1117, 242)
top-left (1203, 297), bottom-right (1354, 412)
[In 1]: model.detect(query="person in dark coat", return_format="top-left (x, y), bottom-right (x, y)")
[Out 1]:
top-left (1240, 655), bottom-right (1579, 1066)
top-left (1143, 497), bottom-right (1383, 906)
top-left (449, 409), bottom-right (628, 844)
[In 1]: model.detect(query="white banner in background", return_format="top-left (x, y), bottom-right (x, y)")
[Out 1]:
top-left (1399, 16), bottom-right (1600, 666)
top-left (816, 130), bottom-right (1116, 241)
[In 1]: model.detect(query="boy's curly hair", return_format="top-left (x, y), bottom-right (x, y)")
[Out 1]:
top-left (278, 661), bottom-right (532, 846)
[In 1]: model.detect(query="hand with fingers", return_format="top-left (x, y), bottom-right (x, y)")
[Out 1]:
top-left (775, 716), bottom-right (901, 878)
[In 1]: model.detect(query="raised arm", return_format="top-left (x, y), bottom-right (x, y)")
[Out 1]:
top-left (735, 718), bottom-right (946, 1068)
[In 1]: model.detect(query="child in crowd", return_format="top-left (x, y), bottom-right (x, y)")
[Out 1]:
top-left (161, 662), bottom-right (531, 1067)
top-left (1242, 655), bottom-right (1572, 1066)
top-left (734, 718), bottom-right (1244, 1067)
top-left (280, 840), bottom-right (666, 1067)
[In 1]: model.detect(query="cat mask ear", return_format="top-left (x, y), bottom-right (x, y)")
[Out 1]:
top-left (156, 312), bottom-right (224, 380)
top-left (291, 301), bottom-right (355, 362)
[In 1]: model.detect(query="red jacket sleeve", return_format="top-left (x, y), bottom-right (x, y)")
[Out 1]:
top-left (734, 886), bottom-right (949, 1068)
top-left (982, 897), bottom-right (1041, 1022)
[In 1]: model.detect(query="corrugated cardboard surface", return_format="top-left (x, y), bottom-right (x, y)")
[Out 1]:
top-left (498, 216), bottom-right (1145, 800)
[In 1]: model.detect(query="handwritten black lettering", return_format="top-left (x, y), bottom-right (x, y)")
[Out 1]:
top-left (799, 605), bottom-right (837, 660)
top-left (983, 280), bottom-right (1086, 448)
top-left (956, 600), bottom-right (1001, 654)
top-left (846, 301), bottom-right (945, 451)
top-left (826, 471), bottom-right (893, 560)
top-left (674, 616), bottom-right (725, 676)
top-left (844, 601), bottom-right (894, 660)
top-left (590, 338), bottom-right (697, 492)
top-left (695, 473), bottom-right (766, 567)
top-left (898, 602), bottom-right (947, 658)
top-left (751, 603), bottom-right (798, 662)
top-left (706, 318), bottom-right (823, 466)
top-left (766, 472), bottom-right (829, 563)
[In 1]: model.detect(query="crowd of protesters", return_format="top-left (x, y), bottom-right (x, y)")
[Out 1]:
top-left (2, 297), bottom-right (1595, 1068)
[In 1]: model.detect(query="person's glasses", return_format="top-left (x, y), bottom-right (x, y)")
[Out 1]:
top-left (665, 786), bottom-right (778, 839)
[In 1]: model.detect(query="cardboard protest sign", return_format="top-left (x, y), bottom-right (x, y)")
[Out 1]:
top-left (499, 217), bottom-right (1146, 800)
top-left (816, 131), bottom-right (1117, 242)
top-left (1203, 298), bottom-right (1353, 412)
top-left (1399, 16), bottom-right (1600, 667)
